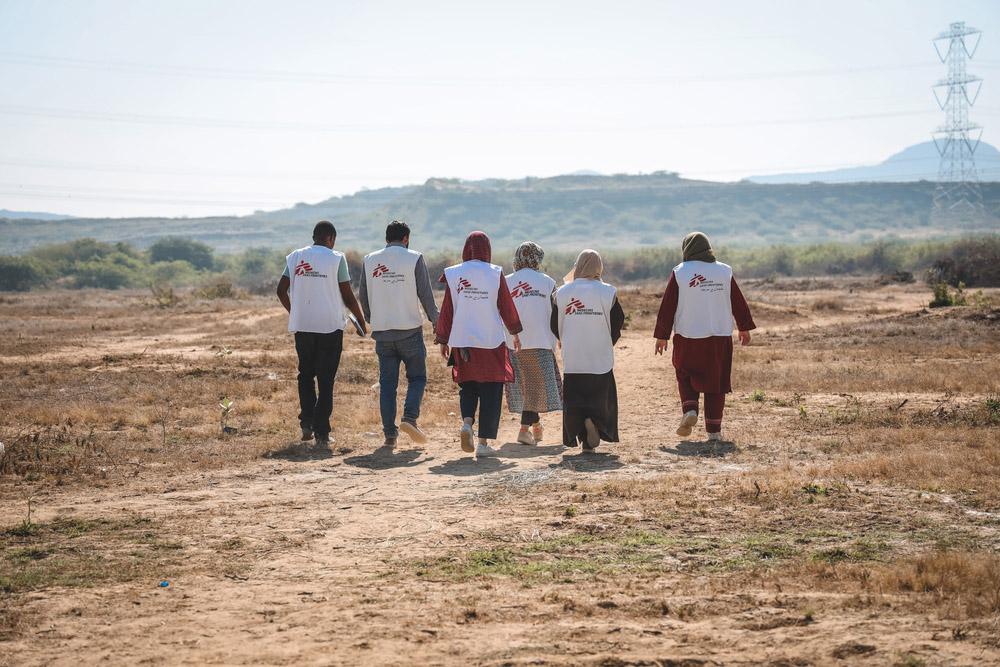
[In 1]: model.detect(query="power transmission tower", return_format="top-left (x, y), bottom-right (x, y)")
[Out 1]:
top-left (932, 21), bottom-right (984, 222)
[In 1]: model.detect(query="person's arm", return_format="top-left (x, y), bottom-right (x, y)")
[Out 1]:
top-left (610, 297), bottom-right (625, 346)
top-left (414, 255), bottom-right (439, 325)
top-left (358, 263), bottom-right (371, 323)
top-left (731, 277), bottom-right (756, 346)
top-left (549, 293), bottom-right (560, 340)
top-left (277, 274), bottom-right (291, 313)
top-left (336, 256), bottom-right (367, 332)
top-left (653, 272), bottom-right (679, 355)
top-left (497, 275), bottom-right (523, 351)
top-left (434, 283), bottom-right (454, 358)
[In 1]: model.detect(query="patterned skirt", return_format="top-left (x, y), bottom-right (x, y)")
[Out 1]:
top-left (505, 348), bottom-right (563, 414)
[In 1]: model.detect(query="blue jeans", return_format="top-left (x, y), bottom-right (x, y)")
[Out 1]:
top-left (375, 332), bottom-right (427, 438)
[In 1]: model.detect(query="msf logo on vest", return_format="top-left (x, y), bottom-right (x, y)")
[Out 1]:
top-left (457, 278), bottom-right (489, 300)
top-left (372, 263), bottom-right (389, 278)
top-left (510, 281), bottom-right (537, 298)
top-left (565, 298), bottom-right (585, 315)
top-left (294, 260), bottom-right (327, 278)
top-left (688, 274), bottom-right (706, 288)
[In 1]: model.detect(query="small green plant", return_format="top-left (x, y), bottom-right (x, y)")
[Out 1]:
top-left (802, 482), bottom-right (828, 496)
top-left (929, 281), bottom-right (967, 308)
top-left (985, 394), bottom-right (1000, 424)
top-left (7, 497), bottom-right (36, 537)
top-left (798, 404), bottom-right (808, 419)
top-left (563, 505), bottom-right (578, 518)
top-left (802, 608), bottom-right (816, 624)
top-left (219, 398), bottom-right (236, 435)
top-left (750, 389), bottom-right (766, 402)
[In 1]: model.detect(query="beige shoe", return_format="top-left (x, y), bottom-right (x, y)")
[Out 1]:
top-left (460, 423), bottom-right (475, 453)
top-left (516, 429), bottom-right (536, 446)
top-left (707, 431), bottom-right (722, 442)
top-left (676, 410), bottom-right (698, 437)
top-left (532, 423), bottom-right (543, 443)
top-left (583, 418), bottom-right (600, 450)
top-left (399, 421), bottom-right (428, 444)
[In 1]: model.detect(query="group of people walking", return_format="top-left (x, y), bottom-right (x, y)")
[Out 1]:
top-left (277, 220), bottom-right (755, 457)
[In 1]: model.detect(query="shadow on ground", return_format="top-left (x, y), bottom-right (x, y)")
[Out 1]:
top-left (661, 440), bottom-right (738, 458)
top-left (266, 441), bottom-right (335, 461)
top-left (429, 457), bottom-right (517, 476)
top-left (344, 445), bottom-right (431, 470)
top-left (554, 451), bottom-right (624, 472)
top-left (497, 443), bottom-right (565, 458)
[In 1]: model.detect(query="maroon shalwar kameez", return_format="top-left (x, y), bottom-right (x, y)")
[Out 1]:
top-left (654, 273), bottom-right (755, 433)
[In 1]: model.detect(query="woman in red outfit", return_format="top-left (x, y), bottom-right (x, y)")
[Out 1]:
top-left (435, 231), bottom-right (523, 457)
top-left (653, 232), bottom-right (756, 442)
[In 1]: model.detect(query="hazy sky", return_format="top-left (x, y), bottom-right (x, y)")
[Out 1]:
top-left (1, 0), bottom-right (998, 218)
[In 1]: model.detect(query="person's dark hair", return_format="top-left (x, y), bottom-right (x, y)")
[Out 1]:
top-left (385, 220), bottom-right (410, 243)
top-left (312, 220), bottom-right (336, 243)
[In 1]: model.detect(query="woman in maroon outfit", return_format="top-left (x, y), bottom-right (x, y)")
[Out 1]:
top-left (653, 232), bottom-right (756, 442)
top-left (435, 232), bottom-right (522, 457)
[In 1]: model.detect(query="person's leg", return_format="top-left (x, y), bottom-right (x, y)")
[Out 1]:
top-left (458, 381), bottom-right (478, 452)
top-left (676, 371), bottom-right (700, 415)
top-left (312, 330), bottom-right (343, 441)
top-left (295, 332), bottom-right (317, 434)
top-left (521, 410), bottom-right (539, 426)
top-left (476, 382), bottom-right (504, 441)
top-left (399, 332), bottom-right (427, 426)
top-left (376, 339), bottom-right (402, 440)
top-left (675, 370), bottom-right (700, 437)
top-left (704, 392), bottom-right (726, 435)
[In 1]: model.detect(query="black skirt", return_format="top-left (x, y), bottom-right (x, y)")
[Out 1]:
top-left (562, 371), bottom-right (619, 447)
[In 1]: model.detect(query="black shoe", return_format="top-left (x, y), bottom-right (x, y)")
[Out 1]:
top-left (301, 427), bottom-right (314, 441)
top-left (315, 435), bottom-right (331, 448)
top-left (383, 436), bottom-right (397, 447)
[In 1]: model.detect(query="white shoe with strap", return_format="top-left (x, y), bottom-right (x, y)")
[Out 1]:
top-left (676, 410), bottom-right (698, 437)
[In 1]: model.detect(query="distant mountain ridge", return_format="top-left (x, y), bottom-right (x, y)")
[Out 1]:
top-left (0, 209), bottom-right (72, 221)
top-left (749, 141), bottom-right (1000, 184)
top-left (3, 148), bottom-right (999, 255)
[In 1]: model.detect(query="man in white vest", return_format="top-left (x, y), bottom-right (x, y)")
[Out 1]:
top-left (359, 221), bottom-right (439, 447)
top-left (276, 221), bottom-right (367, 448)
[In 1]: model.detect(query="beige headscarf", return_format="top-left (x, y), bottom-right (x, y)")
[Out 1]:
top-left (563, 249), bottom-right (604, 284)
top-left (681, 231), bottom-right (716, 263)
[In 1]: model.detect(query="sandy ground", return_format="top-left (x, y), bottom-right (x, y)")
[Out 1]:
top-left (2, 281), bottom-right (999, 666)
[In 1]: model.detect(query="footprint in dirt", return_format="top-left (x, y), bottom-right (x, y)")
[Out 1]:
top-left (661, 440), bottom-right (738, 458)
top-left (553, 451), bottom-right (624, 472)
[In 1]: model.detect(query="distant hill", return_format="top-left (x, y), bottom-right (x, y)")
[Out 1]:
top-left (749, 141), bottom-right (1000, 184)
top-left (2, 171), bottom-right (998, 255)
top-left (0, 209), bottom-right (72, 221)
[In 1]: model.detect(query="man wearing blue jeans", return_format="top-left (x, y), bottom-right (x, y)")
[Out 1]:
top-left (360, 221), bottom-right (439, 447)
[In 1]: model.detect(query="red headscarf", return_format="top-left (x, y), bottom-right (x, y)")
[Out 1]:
top-left (462, 231), bottom-right (492, 262)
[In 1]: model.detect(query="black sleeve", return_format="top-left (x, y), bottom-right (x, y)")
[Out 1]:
top-left (550, 294), bottom-right (560, 340)
top-left (610, 298), bottom-right (625, 345)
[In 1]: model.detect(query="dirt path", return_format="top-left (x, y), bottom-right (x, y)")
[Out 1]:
top-left (4, 287), bottom-right (999, 665)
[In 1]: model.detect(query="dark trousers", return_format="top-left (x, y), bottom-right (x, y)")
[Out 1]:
top-left (295, 330), bottom-right (344, 438)
top-left (521, 410), bottom-right (540, 426)
top-left (677, 374), bottom-right (725, 434)
top-left (458, 381), bottom-right (504, 440)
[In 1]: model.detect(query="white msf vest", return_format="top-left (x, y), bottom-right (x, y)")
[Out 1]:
top-left (672, 260), bottom-right (735, 338)
top-left (556, 279), bottom-right (617, 374)
top-left (363, 245), bottom-right (423, 332)
top-left (444, 260), bottom-right (505, 349)
top-left (285, 245), bottom-right (347, 334)
top-left (505, 268), bottom-right (557, 350)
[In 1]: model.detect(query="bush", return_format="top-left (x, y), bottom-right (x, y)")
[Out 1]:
top-left (72, 259), bottom-right (134, 289)
top-left (0, 256), bottom-right (46, 292)
top-left (147, 260), bottom-right (201, 286)
top-left (193, 277), bottom-right (240, 300)
top-left (149, 237), bottom-right (214, 270)
top-left (929, 282), bottom-right (967, 308)
top-left (925, 237), bottom-right (1000, 287)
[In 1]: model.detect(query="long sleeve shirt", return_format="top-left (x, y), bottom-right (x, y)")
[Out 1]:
top-left (653, 272), bottom-right (756, 340)
top-left (358, 241), bottom-right (440, 343)
top-left (435, 274), bottom-right (523, 383)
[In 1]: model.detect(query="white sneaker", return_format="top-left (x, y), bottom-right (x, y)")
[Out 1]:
top-left (532, 424), bottom-right (543, 443)
top-left (707, 432), bottom-right (722, 442)
top-left (399, 421), bottom-right (428, 444)
top-left (676, 410), bottom-right (698, 437)
top-left (516, 429), bottom-right (536, 446)
top-left (475, 443), bottom-right (499, 457)
top-left (460, 424), bottom-right (474, 452)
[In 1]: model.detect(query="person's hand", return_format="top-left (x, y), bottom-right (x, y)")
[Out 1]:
top-left (512, 334), bottom-right (522, 353)
top-left (439, 343), bottom-right (450, 359)
top-left (654, 338), bottom-right (667, 355)
top-left (738, 330), bottom-right (751, 346)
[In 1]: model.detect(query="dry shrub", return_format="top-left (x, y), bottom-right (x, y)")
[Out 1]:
top-left (875, 551), bottom-right (1000, 617)
top-left (193, 278), bottom-right (242, 300)
top-left (810, 297), bottom-right (846, 311)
